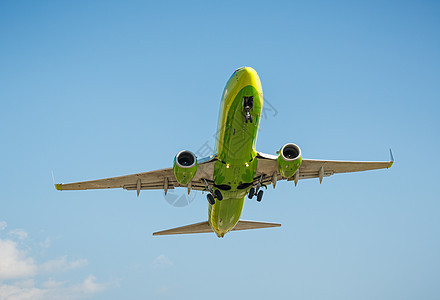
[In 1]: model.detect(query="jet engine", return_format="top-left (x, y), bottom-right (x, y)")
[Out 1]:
top-left (277, 143), bottom-right (302, 178)
top-left (173, 150), bottom-right (198, 185)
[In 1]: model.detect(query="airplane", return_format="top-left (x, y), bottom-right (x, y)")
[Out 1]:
top-left (55, 67), bottom-right (394, 238)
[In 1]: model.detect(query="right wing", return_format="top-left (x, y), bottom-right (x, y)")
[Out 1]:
top-left (255, 151), bottom-right (393, 186)
top-left (55, 156), bottom-right (217, 193)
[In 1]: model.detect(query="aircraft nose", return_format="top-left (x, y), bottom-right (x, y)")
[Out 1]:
top-left (235, 66), bottom-right (257, 81)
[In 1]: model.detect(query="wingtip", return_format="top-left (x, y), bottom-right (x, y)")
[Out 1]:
top-left (388, 149), bottom-right (394, 168)
top-left (54, 184), bottom-right (63, 191)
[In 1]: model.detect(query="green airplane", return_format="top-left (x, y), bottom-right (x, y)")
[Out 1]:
top-left (55, 67), bottom-right (393, 238)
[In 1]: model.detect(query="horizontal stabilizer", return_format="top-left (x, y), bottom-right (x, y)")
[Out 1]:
top-left (153, 221), bottom-right (212, 236)
top-left (233, 220), bottom-right (281, 231)
top-left (153, 220), bottom-right (281, 236)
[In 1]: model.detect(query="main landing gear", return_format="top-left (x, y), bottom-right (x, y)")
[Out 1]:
top-left (207, 194), bottom-right (215, 205)
top-left (243, 96), bottom-right (253, 123)
top-left (248, 175), bottom-right (266, 202)
top-left (203, 179), bottom-right (223, 205)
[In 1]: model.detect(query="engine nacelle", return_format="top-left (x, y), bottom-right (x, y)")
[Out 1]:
top-left (277, 143), bottom-right (302, 178)
top-left (173, 150), bottom-right (197, 185)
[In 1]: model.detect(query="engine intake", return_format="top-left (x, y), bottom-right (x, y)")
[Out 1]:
top-left (173, 150), bottom-right (197, 185)
top-left (277, 143), bottom-right (302, 178)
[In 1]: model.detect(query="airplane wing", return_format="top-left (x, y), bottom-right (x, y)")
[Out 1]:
top-left (55, 155), bottom-right (217, 194)
top-left (255, 151), bottom-right (394, 187)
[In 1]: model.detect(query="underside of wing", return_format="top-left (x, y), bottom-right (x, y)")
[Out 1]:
top-left (255, 151), bottom-right (393, 186)
top-left (55, 156), bottom-right (217, 192)
top-left (298, 159), bottom-right (393, 179)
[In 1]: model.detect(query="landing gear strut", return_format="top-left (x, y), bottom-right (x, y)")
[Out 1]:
top-left (248, 175), bottom-right (267, 202)
top-left (243, 96), bottom-right (253, 123)
top-left (203, 179), bottom-right (223, 204)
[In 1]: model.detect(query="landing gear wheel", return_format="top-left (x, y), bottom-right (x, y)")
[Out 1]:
top-left (207, 194), bottom-right (215, 205)
top-left (248, 187), bottom-right (255, 199)
top-left (214, 189), bottom-right (223, 201)
top-left (257, 190), bottom-right (263, 202)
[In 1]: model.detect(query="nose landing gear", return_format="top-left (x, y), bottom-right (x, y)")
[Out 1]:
top-left (243, 96), bottom-right (254, 123)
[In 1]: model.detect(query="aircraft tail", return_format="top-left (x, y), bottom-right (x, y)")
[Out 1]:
top-left (153, 220), bottom-right (281, 236)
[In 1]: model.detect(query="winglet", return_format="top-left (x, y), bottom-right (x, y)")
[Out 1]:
top-left (52, 171), bottom-right (63, 191)
top-left (388, 148), bottom-right (394, 168)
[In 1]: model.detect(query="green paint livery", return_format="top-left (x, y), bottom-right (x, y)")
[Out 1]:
top-left (173, 151), bottom-right (198, 185)
top-left (54, 66), bottom-right (394, 238)
top-left (209, 67), bottom-right (263, 237)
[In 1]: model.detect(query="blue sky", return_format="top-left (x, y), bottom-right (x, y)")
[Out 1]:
top-left (0, 0), bottom-right (439, 299)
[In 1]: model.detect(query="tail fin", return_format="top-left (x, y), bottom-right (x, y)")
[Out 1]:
top-left (153, 220), bottom-right (281, 236)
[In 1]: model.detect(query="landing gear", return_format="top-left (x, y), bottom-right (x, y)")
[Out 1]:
top-left (249, 175), bottom-right (266, 202)
top-left (207, 194), bottom-right (215, 205)
top-left (214, 189), bottom-right (223, 201)
top-left (203, 178), bottom-right (223, 204)
top-left (243, 96), bottom-right (253, 123)
top-left (248, 187), bottom-right (255, 199)
top-left (257, 190), bottom-right (263, 202)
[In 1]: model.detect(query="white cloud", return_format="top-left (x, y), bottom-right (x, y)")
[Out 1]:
top-left (0, 238), bottom-right (88, 282)
top-left (8, 229), bottom-right (28, 241)
top-left (0, 224), bottom-right (112, 299)
top-left (0, 239), bottom-right (37, 280)
top-left (0, 276), bottom-right (112, 300)
top-left (152, 254), bottom-right (173, 268)
top-left (0, 281), bottom-right (47, 300)
top-left (155, 283), bottom-right (180, 296)
top-left (0, 221), bottom-right (7, 231)
top-left (72, 275), bottom-right (109, 295)
top-left (42, 278), bottom-right (66, 289)
top-left (156, 285), bottom-right (170, 295)
top-left (39, 237), bottom-right (50, 249)
top-left (40, 256), bottom-right (88, 273)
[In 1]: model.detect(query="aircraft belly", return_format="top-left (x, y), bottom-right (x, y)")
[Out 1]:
top-left (208, 196), bottom-right (245, 237)
top-left (209, 66), bottom-right (264, 237)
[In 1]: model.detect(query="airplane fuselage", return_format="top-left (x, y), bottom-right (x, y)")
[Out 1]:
top-left (54, 66), bottom-right (393, 237)
top-left (208, 67), bottom-right (263, 237)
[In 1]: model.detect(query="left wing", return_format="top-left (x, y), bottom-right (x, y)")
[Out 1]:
top-left (55, 156), bottom-right (217, 194)
top-left (255, 151), bottom-right (393, 187)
